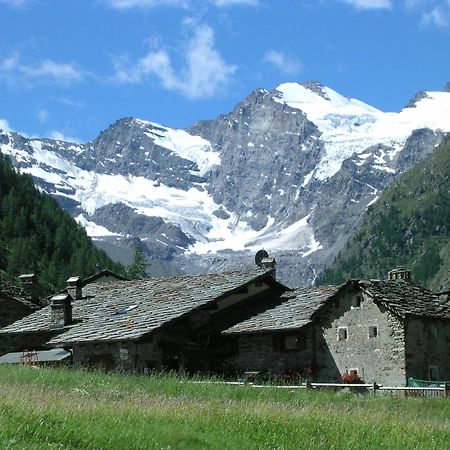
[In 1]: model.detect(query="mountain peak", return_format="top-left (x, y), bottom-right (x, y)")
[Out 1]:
top-left (299, 81), bottom-right (329, 100)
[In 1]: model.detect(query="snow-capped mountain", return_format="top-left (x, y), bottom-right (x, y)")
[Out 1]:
top-left (1, 81), bottom-right (449, 286)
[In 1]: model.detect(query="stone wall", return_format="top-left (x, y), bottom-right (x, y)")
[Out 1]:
top-left (405, 317), bottom-right (450, 381)
top-left (315, 289), bottom-right (407, 385)
top-left (0, 297), bottom-right (35, 329)
top-left (72, 339), bottom-right (161, 373)
top-left (225, 328), bottom-right (314, 377)
top-left (0, 331), bottom-right (58, 357)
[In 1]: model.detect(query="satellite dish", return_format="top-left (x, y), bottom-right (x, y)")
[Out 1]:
top-left (255, 249), bottom-right (269, 267)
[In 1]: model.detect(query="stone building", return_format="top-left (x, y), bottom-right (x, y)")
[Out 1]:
top-left (0, 275), bottom-right (42, 356)
top-left (0, 268), bottom-right (286, 373)
top-left (223, 270), bottom-right (450, 386)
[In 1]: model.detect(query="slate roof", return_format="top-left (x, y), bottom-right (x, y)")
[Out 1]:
top-left (0, 279), bottom-right (39, 310)
top-left (359, 280), bottom-right (450, 319)
top-left (0, 348), bottom-right (71, 364)
top-left (0, 269), bottom-right (275, 345)
top-left (81, 269), bottom-right (129, 285)
top-left (223, 279), bottom-right (450, 335)
top-left (223, 286), bottom-right (340, 334)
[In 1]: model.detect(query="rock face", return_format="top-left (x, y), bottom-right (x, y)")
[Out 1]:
top-left (1, 82), bottom-right (450, 287)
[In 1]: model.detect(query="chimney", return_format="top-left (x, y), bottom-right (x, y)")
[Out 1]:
top-left (50, 293), bottom-right (73, 329)
top-left (387, 267), bottom-right (411, 282)
top-left (66, 276), bottom-right (82, 300)
top-left (18, 273), bottom-right (40, 303)
top-left (260, 257), bottom-right (277, 270)
top-left (255, 250), bottom-right (277, 279)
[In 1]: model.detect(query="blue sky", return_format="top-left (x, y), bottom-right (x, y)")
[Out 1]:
top-left (0, 0), bottom-right (449, 142)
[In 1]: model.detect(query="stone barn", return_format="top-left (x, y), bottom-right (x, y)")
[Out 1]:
top-left (0, 267), bottom-right (288, 374)
top-left (0, 274), bottom-right (43, 356)
top-left (223, 269), bottom-right (450, 386)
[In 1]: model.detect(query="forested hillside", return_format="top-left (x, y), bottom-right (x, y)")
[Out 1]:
top-left (0, 153), bottom-right (124, 293)
top-left (316, 135), bottom-right (450, 291)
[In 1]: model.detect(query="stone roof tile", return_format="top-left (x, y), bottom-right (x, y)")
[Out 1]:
top-left (0, 269), bottom-right (274, 345)
top-left (223, 285), bottom-right (339, 334)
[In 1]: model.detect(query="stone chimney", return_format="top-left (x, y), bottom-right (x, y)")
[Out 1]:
top-left (387, 267), bottom-right (411, 282)
top-left (255, 250), bottom-right (277, 279)
top-left (18, 273), bottom-right (40, 303)
top-left (260, 257), bottom-right (277, 270)
top-left (50, 293), bottom-right (73, 329)
top-left (66, 276), bottom-right (82, 300)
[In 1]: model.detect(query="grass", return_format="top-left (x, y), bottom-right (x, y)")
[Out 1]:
top-left (0, 366), bottom-right (449, 449)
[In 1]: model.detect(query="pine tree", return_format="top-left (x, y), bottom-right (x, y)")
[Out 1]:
top-left (0, 153), bottom-right (125, 293)
top-left (127, 245), bottom-right (147, 280)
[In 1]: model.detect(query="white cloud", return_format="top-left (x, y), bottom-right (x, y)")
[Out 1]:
top-left (212, 0), bottom-right (259, 6)
top-left (113, 24), bottom-right (236, 98)
top-left (420, 5), bottom-right (449, 26)
top-left (0, 0), bottom-right (32, 7)
top-left (0, 55), bottom-right (84, 85)
top-left (49, 130), bottom-right (81, 143)
top-left (263, 50), bottom-right (303, 76)
top-left (104, 0), bottom-right (259, 8)
top-left (341, 0), bottom-right (392, 10)
top-left (104, 0), bottom-right (187, 8)
top-left (0, 118), bottom-right (11, 131)
top-left (20, 60), bottom-right (84, 84)
top-left (37, 109), bottom-right (49, 123)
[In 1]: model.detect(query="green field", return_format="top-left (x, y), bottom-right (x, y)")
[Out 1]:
top-left (0, 366), bottom-right (449, 449)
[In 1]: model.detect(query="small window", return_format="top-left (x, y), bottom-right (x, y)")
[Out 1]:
top-left (368, 326), bottom-right (378, 339)
top-left (273, 333), bottom-right (306, 352)
top-left (428, 365), bottom-right (439, 381)
top-left (337, 327), bottom-right (348, 341)
top-left (427, 324), bottom-right (437, 342)
top-left (352, 296), bottom-right (362, 308)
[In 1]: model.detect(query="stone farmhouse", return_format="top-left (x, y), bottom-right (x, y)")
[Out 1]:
top-left (0, 267), bottom-right (285, 373)
top-left (0, 270), bottom-right (128, 358)
top-left (1, 265), bottom-right (449, 386)
top-left (223, 268), bottom-right (450, 386)
top-left (0, 274), bottom-right (42, 356)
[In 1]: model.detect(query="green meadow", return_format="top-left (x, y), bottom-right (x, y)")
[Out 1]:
top-left (0, 366), bottom-right (448, 449)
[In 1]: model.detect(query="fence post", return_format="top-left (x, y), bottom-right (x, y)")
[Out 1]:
top-left (444, 382), bottom-right (449, 398)
top-left (305, 379), bottom-right (311, 390)
top-left (372, 382), bottom-right (377, 395)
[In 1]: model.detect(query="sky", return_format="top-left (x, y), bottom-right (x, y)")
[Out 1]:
top-left (0, 0), bottom-right (449, 143)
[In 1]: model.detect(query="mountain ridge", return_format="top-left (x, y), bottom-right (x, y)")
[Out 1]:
top-left (316, 134), bottom-right (450, 291)
top-left (1, 81), bottom-right (450, 286)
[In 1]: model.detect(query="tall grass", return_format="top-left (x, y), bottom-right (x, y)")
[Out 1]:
top-left (0, 365), bottom-right (448, 449)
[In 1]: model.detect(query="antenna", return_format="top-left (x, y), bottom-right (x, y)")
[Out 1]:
top-left (255, 249), bottom-right (269, 267)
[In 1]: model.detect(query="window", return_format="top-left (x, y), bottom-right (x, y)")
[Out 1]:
top-left (337, 327), bottom-right (348, 341)
top-left (352, 295), bottom-right (362, 308)
top-left (273, 333), bottom-right (306, 352)
top-left (368, 325), bottom-right (378, 339)
top-left (427, 324), bottom-right (437, 342)
top-left (428, 365), bottom-right (439, 381)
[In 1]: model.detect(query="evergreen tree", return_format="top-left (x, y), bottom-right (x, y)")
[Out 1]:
top-left (127, 245), bottom-right (147, 280)
top-left (0, 153), bottom-right (125, 293)
top-left (316, 136), bottom-right (450, 291)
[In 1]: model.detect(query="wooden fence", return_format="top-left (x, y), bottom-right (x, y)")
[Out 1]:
top-left (192, 380), bottom-right (449, 397)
